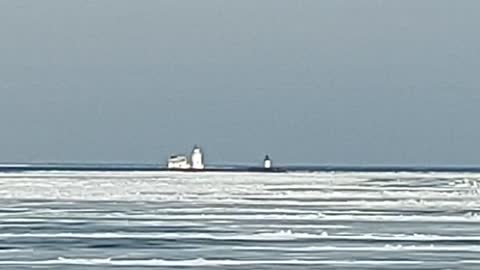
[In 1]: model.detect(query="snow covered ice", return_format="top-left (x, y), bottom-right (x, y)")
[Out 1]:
top-left (0, 170), bottom-right (479, 269)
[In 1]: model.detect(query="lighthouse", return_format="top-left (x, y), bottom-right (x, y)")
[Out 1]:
top-left (264, 155), bottom-right (272, 169)
top-left (191, 146), bottom-right (205, 170)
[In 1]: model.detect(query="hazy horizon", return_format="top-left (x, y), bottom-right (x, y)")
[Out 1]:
top-left (1, 1), bottom-right (480, 166)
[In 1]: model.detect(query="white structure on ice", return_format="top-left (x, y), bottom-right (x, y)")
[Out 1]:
top-left (264, 155), bottom-right (272, 169)
top-left (167, 146), bottom-right (205, 170)
top-left (167, 155), bottom-right (191, 169)
top-left (191, 146), bottom-right (205, 170)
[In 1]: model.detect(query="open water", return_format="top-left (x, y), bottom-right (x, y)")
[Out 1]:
top-left (0, 170), bottom-right (479, 269)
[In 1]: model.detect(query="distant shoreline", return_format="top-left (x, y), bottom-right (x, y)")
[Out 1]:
top-left (1, 164), bottom-right (480, 173)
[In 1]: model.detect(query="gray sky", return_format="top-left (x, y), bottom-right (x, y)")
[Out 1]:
top-left (1, 1), bottom-right (479, 165)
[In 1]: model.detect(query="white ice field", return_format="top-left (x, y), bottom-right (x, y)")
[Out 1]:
top-left (0, 170), bottom-right (479, 269)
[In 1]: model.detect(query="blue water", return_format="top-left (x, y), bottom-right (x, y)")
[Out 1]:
top-left (0, 170), bottom-right (479, 269)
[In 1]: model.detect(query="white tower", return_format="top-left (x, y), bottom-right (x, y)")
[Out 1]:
top-left (191, 146), bottom-right (205, 170)
top-left (264, 155), bottom-right (272, 169)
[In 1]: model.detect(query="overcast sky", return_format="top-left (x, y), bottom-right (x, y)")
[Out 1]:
top-left (0, 1), bottom-right (479, 165)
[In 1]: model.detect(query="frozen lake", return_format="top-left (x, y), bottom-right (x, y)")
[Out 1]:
top-left (0, 170), bottom-right (479, 269)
